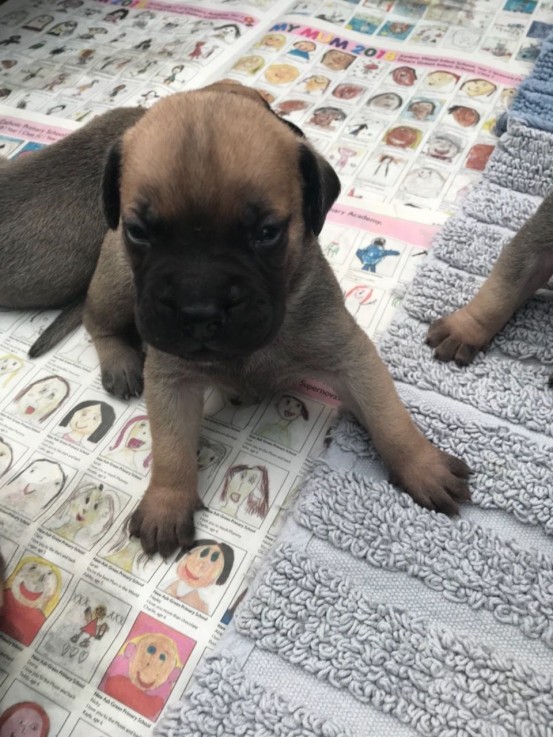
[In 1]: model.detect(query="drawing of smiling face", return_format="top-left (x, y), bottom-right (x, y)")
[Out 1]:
top-left (426, 134), bottom-right (460, 160)
top-left (69, 404), bottom-right (102, 438)
top-left (3, 460), bottom-right (64, 515)
top-left (15, 378), bottom-right (67, 421)
top-left (276, 396), bottom-right (303, 422)
top-left (67, 485), bottom-right (105, 527)
top-left (127, 420), bottom-right (151, 452)
top-left (129, 634), bottom-right (177, 691)
top-left (177, 545), bottom-right (225, 589)
top-left (11, 561), bottom-right (57, 610)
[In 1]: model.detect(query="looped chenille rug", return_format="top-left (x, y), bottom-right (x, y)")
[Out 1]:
top-left (157, 41), bottom-right (553, 737)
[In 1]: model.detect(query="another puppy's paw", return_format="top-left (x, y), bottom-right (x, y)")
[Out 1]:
top-left (129, 485), bottom-right (204, 558)
top-left (390, 443), bottom-right (471, 516)
top-left (426, 309), bottom-right (491, 366)
top-left (101, 352), bottom-right (144, 399)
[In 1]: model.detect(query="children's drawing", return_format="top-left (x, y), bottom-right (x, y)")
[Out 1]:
top-left (162, 540), bottom-right (235, 615)
top-left (100, 613), bottom-right (195, 721)
top-left (12, 375), bottom-right (70, 423)
top-left (0, 702), bottom-right (50, 736)
top-left (44, 481), bottom-right (122, 549)
top-left (101, 524), bottom-right (160, 581)
top-left (401, 166), bottom-right (446, 198)
top-left (38, 581), bottom-right (129, 680)
top-left (344, 285), bottom-right (377, 317)
top-left (0, 353), bottom-right (24, 388)
top-left (197, 437), bottom-right (227, 488)
top-left (216, 465), bottom-right (269, 523)
top-left (58, 400), bottom-right (115, 445)
top-left (1, 459), bottom-right (67, 519)
top-left (366, 92), bottom-right (402, 113)
top-left (356, 237), bottom-right (400, 273)
top-left (205, 390), bottom-right (260, 429)
top-left (1, 555), bottom-right (63, 645)
top-left (107, 415), bottom-right (151, 473)
top-left (256, 394), bottom-right (310, 448)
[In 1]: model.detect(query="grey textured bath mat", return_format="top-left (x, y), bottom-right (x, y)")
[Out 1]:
top-left (156, 129), bottom-right (553, 737)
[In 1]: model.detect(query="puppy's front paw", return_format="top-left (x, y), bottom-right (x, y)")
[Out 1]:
top-left (101, 350), bottom-right (144, 399)
top-left (129, 486), bottom-right (204, 558)
top-left (426, 309), bottom-right (491, 366)
top-left (390, 443), bottom-right (471, 515)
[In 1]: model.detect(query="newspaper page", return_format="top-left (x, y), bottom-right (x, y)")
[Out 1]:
top-left (0, 0), bottom-right (551, 735)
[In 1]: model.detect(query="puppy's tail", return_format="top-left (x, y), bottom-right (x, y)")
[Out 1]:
top-left (29, 297), bottom-right (85, 358)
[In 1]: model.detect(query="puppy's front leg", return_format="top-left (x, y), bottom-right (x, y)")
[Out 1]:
top-left (129, 349), bottom-right (204, 557)
top-left (427, 196), bottom-right (553, 366)
top-left (327, 323), bottom-right (470, 514)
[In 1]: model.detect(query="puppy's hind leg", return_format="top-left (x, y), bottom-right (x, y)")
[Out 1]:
top-left (84, 232), bottom-right (144, 400)
top-left (427, 194), bottom-right (553, 367)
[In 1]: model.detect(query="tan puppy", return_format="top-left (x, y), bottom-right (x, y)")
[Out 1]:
top-left (85, 83), bottom-right (470, 556)
top-left (427, 196), bottom-right (553, 375)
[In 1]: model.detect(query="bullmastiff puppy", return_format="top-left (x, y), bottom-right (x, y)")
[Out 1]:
top-left (0, 106), bottom-right (144, 356)
top-left (84, 82), bottom-right (471, 557)
top-left (427, 196), bottom-right (553, 376)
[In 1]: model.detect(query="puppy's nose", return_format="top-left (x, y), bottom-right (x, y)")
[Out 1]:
top-left (178, 302), bottom-right (226, 340)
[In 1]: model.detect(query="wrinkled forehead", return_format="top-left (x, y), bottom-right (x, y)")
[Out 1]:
top-left (120, 93), bottom-right (302, 225)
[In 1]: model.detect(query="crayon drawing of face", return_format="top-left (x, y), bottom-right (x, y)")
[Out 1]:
top-left (232, 54), bottom-right (265, 75)
top-left (264, 63), bottom-right (300, 85)
top-left (258, 33), bottom-right (285, 50)
top-left (332, 83), bottom-right (364, 101)
top-left (0, 438), bottom-right (13, 478)
top-left (197, 438), bottom-right (226, 474)
top-left (344, 285), bottom-right (376, 316)
top-left (425, 133), bottom-right (462, 162)
top-left (1, 459), bottom-right (66, 518)
top-left (164, 540), bottom-right (234, 614)
top-left (390, 66), bottom-right (417, 86)
top-left (59, 400), bottom-right (115, 445)
top-left (402, 166), bottom-right (446, 198)
top-left (13, 376), bottom-right (69, 423)
top-left (0, 353), bottom-right (23, 387)
top-left (424, 70), bottom-right (459, 91)
top-left (366, 92), bottom-right (402, 113)
top-left (1, 556), bottom-right (62, 645)
top-left (46, 482), bottom-right (118, 548)
top-left (406, 99), bottom-right (436, 121)
top-left (321, 49), bottom-right (354, 71)
top-left (277, 395), bottom-right (307, 423)
top-left (447, 105), bottom-right (480, 128)
top-left (384, 126), bottom-right (421, 149)
top-left (101, 623), bottom-right (188, 721)
top-left (128, 633), bottom-right (179, 692)
top-left (109, 416), bottom-right (152, 472)
top-left (302, 75), bottom-right (330, 95)
top-left (218, 465), bottom-right (270, 522)
top-left (460, 78), bottom-right (496, 98)
top-left (0, 702), bottom-right (50, 737)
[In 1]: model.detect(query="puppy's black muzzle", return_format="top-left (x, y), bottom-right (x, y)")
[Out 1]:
top-left (136, 275), bottom-right (282, 361)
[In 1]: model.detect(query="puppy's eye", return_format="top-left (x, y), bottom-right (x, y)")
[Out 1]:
top-left (254, 222), bottom-right (284, 248)
top-left (124, 221), bottom-right (149, 246)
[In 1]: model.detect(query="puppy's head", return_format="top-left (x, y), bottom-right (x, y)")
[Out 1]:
top-left (102, 82), bottom-right (340, 362)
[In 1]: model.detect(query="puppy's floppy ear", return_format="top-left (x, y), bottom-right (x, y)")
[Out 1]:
top-left (298, 143), bottom-right (341, 236)
top-left (102, 139), bottom-right (122, 230)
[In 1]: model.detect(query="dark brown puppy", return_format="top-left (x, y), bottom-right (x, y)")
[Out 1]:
top-left (0, 106), bottom-right (144, 356)
top-left (85, 83), bottom-right (470, 557)
top-left (427, 196), bottom-right (553, 375)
